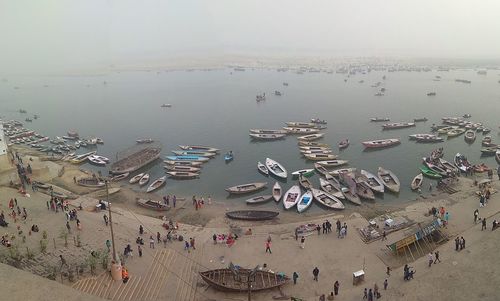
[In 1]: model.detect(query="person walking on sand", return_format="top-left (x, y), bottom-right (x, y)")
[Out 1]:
top-left (461, 237), bottom-right (465, 249)
top-left (383, 279), bottom-right (388, 290)
top-left (334, 280), bottom-right (340, 296)
top-left (265, 240), bottom-right (272, 254)
top-left (157, 232), bottom-right (161, 244)
top-left (138, 245), bottom-right (142, 257)
top-left (293, 271), bottom-right (299, 285)
top-left (434, 250), bottom-right (441, 263)
top-left (313, 267), bottom-right (319, 281)
top-left (66, 221), bottom-right (71, 233)
top-left (482, 218), bottom-right (487, 230)
top-left (455, 237), bottom-right (460, 251)
top-left (190, 237), bottom-right (196, 250)
top-left (149, 236), bottom-right (155, 249)
top-left (386, 266), bottom-right (391, 276)
top-left (103, 214), bottom-right (108, 226)
top-left (474, 209), bottom-right (479, 224)
top-left (300, 236), bottom-right (305, 249)
top-left (374, 283), bottom-right (380, 299)
top-left (368, 288), bottom-right (373, 301)
top-left (139, 225), bottom-right (144, 235)
top-left (428, 252), bottom-right (434, 267)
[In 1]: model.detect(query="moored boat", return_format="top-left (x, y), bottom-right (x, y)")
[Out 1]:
top-left (297, 190), bottom-right (313, 213)
top-left (298, 175), bottom-right (313, 190)
top-left (411, 173), bottom-right (423, 190)
top-left (316, 160), bottom-right (349, 167)
top-left (464, 130), bottom-right (476, 142)
top-left (285, 122), bottom-right (316, 128)
top-left (110, 147), bottom-right (161, 175)
top-left (249, 129), bottom-right (287, 135)
top-left (447, 128), bottom-right (466, 137)
top-left (225, 210), bottom-right (279, 221)
top-left (166, 171), bottom-right (199, 179)
top-left (382, 122), bottom-right (415, 130)
top-left (136, 138), bottom-right (154, 144)
top-left (77, 177), bottom-right (105, 188)
top-left (199, 267), bottom-right (289, 292)
top-left (178, 145), bottom-right (220, 153)
top-left (454, 153), bottom-right (471, 173)
top-left (480, 147), bottom-right (498, 156)
top-left (283, 127), bottom-right (320, 134)
top-left (370, 117), bottom-right (390, 122)
top-left (164, 160), bottom-right (203, 167)
top-left (139, 174), bottom-right (150, 186)
top-left (356, 182), bottom-right (375, 200)
top-left (298, 141), bottom-right (329, 147)
top-left (377, 167), bottom-right (400, 193)
top-left (163, 165), bottom-right (201, 172)
top-left (272, 182), bottom-right (282, 202)
top-left (319, 176), bottom-right (345, 200)
top-left (311, 188), bottom-right (344, 210)
top-left (136, 198), bottom-right (170, 211)
top-left (291, 169), bottom-right (315, 178)
top-left (249, 133), bottom-right (286, 140)
top-left (265, 158), bottom-right (287, 178)
top-left (303, 153), bottom-right (338, 161)
top-left (129, 173), bottom-right (145, 184)
top-left (362, 138), bottom-right (400, 149)
top-left (257, 161), bottom-right (269, 175)
top-left (110, 172), bottom-right (130, 182)
top-left (225, 182), bottom-right (267, 195)
top-left (165, 155), bottom-right (210, 162)
top-left (359, 169), bottom-right (384, 193)
top-left (420, 166), bottom-right (442, 179)
top-left (283, 185), bottom-right (301, 209)
top-left (330, 167), bottom-right (357, 177)
top-left (146, 176), bottom-right (167, 193)
top-left (246, 195), bottom-right (273, 204)
top-left (297, 133), bottom-right (325, 141)
top-left (171, 150), bottom-right (216, 158)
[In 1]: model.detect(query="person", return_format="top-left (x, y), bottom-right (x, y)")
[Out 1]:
top-left (190, 237), bottom-right (196, 250)
top-left (292, 271), bottom-right (299, 285)
top-left (316, 224), bottom-right (321, 235)
top-left (429, 183), bottom-right (432, 191)
top-left (121, 266), bottom-right (129, 283)
top-left (386, 266), bottom-right (391, 276)
top-left (343, 223), bottom-right (348, 236)
top-left (213, 234), bottom-right (217, 244)
top-left (482, 218), bottom-right (487, 231)
top-left (149, 236), bottom-right (155, 249)
top-left (319, 294), bottom-right (325, 301)
top-left (103, 214), bottom-right (109, 226)
top-left (336, 220), bottom-right (341, 234)
top-left (434, 250), bottom-right (441, 263)
top-left (66, 221), bottom-right (71, 233)
top-left (300, 236), bottom-right (305, 249)
top-left (368, 288), bottom-right (373, 301)
top-left (381, 230), bottom-right (387, 241)
top-left (383, 279), bottom-right (388, 290)
top-left (334, 280), bottom-right (340, 295)
top-left (105, 239), bottom-right (111, 252)
top-left (492, 220), bottom-right (498, 231)
top-left (363, 288), bottom-right (368, 299)
top-left (76, 219), bottom-right (82, 231)
top-left (157, 232), bottom-right (161, 243)
top-left (173, 195), bottom-right (177, 208)
top-left (497, 166), bottom-right (500, 180)
top-left (428, 252), bottom-right (433, 267)
top-left (445, 212), bottom-right (449, 224)
top-left (313, 267), bottom-right (319, 281)
top-left (295, 228), bottom-right (299, 241)
top-left (374, 283), bottom-right (380, 299)
top-left (138, 245), bottom-right (142, 257)
top-left (60, 255), bottom-right (67, 268)
top-left (461, 237), bottom-right (465, 249)
top-left (136, 237), bottom-right (144, 245)
top-left (184, 240), bottom-right (190, 252)
top-left (455, 237), bottom-right (460, 251)
top-left (474, 209), bottom-right (479, 224)
top-left (265, 240), bottom-right (272, 254)
top-left (139, 225), bottom-right (144, 235)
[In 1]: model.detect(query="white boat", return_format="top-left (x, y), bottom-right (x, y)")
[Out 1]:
top-left (316, 160), bottom-right (349, 167)
top-left (136, 138), bottom-right (154, 144)
top-left (377, 167), bottom-right (401, 193)
top-left (301, 149), bottom-right (333, 155)
top-left (272, 182), bottom-right (282, 202)
top-left (319, 176), bottom-right (345, 200)
top-left (129, 173), bottom-right (145, 184)
top-left (265, 158), bottom-right (287, 179)
top-left (297, 190), bottom-right (313, 213)
top-left (283, 127), bottom-right (320, 134)
top-left (283, 185), bottom-right (301, 209)
top-left (285, 122), bottom-right (316, 128)
top-left (311, 188), bottom-right (345, 210)
top-left (249, 129), bottom-right (288, 135)
top-left (163, 165), bottom-right (201, 172)
top-left (297, 133), bottom-right (325, 141)
top-left (330, 168), bottom-right (357, 177)
top-left (146, 176), bottom-right (166, 193)
top-left (303, 153), bottom-right (338, 161)
top-left (246, 195), bottom-right (273, 204)
top-left (110, 172), bottom-right (129, 182)
top-left (139, 174), bottom-right (150, 186)
top-left (257, 161), bottom-right (269, 175)
top-left (178, 145), bottom-right (220, 153)
top-left (171, 150), bottom-right (217, 158)
top-left (359, 170), bottom-right (385, 193)
top-left (411, 173), bottom-right (423, 190)
top-left (87, 155), bottom-right (107, 166)
top-left (291, 169), bottom-right (315, 177)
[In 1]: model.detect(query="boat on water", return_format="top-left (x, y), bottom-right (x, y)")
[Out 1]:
top-left (338, 173), bottom-right (362, 205)
top-left (496, 150), bottom-right (500, 163)
top-left (482, 136), bottom-right (493, 146)
top-left (423, 158), bottom-right (448, 176)
top-left (454, 153), bottom-right (471, 173)
top-left (166, 171), bottom-right (199, 179)
top-left (437, 126), bottom-right (458, 134)
top-left (136, 138), bottom-right (154, 144)
top-left (87, 154), bottom-right (109, 166)
top-left (225, 210), bottom-right (279, 221)
top-left (370, 117), bottom-right (390, 122)
top-left (298, 141), bottom-right (329, 147)
top-left (249, 133), bottom-right (286, 140)
top-left (136, 198), bottom-right (170, 211)
top-left (165, 155), bottom-right (210, 162)
top-left (283, 185), bottom-right (301, 209)
top-left (447, 128), bottom-right (466, 137)
top-left (311, 118), bottom-right (327, 125)
top-left (69, 151), bottom-right (97, 164)
top-left (77, 177), bottom-right (105, 188)
top-left (285, 122), bottom-right (316, 128)
top-left (129, 173), bottom-right (145, 184)
top-left (110, 147), bottom-right (162, 174)
top-left (139, 174), bottom-right (150, 186)
top-left (413, 117), bottom-right (428, 122)
top-left (301, 149), bottom-right (333, 155)
top-left (377, 167), bottom-right (401, 193)
top-left (297, 133), bottom-right (325, 141)
top-left (171, 150), bottom-right (216, 158)
top-left (298, 175), bottom-right (313, 190)
top-left (420, 166), bottom-right (442, 179)
top-left (164, 160), bottom-right (203, 167)
top-left (178, 145), bottom-right (220, 153)
top-left (160, 104), bottom-right (172, 108)
top-left (330, 168), bottom-right (357, 177)
top-left (163, 165), bottom-right (201, 172)
top-left (318, 177), bottom-right (344, 199)
top-left (257, 162), bottom-right (269, 175)
top-left (299, 146), bottom-right (331, 151)
top-left (359, 170), bottom-right (384, 193)
top-left (464, 130), bottom-right (476, 143)
top-left (246, 195), bottom-right (273, 204)
top-left (415, 135), bottom-right (444, 143)
top-left (409, 133), bottom-right (438, 140)
top-left (225, 182), bottom-right (267, 195)
top-left (382, 122), bottom-right (416, 130)
top-left (291, 169), bottom-right (315, 178)
top-left (311, 188), bottom-right (344, 210)
top-left (265, 158), bottom-right (287, 178)
top-left (427, 92), bottom-right (436, 96)
top-left (110, 172), bottom-right (130, 182)
top-left (314, 163), bottom-right (330, 177)
top-left (199, 267), bottom-right (289, 292)
top-left (303, 153), bottom-right (338, 161)
top-left (338, 139), bottom-right (349, 149)
top-left (146, 176), bottom-right (167, 193)
top-left (356, 182), bottom-right (375, 200)
top-left (283, 127), bottom-right (320, 134)
top-left (249, 129), bottom-right (287, 135)
top-left (411, 173), bottom-right (423, 190)
top-left (272, 182), bottom-right (282, 202)
top-left (362, 138), bottom-right (400, 149)
top-left (316, 160), bottom-right (348, 167)
top-left (297, 190), bottom-right (313, 213)
top-left (224, 152), bottom-right (234, 162)
top-left (438, 158), bottom-right (459, 173)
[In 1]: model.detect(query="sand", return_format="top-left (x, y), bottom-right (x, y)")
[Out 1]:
top-left (1, 146), bottom-right (500, 301)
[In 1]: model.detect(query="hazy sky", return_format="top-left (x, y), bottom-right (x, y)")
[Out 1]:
top-left (1, 0), bottom-right (500, 73)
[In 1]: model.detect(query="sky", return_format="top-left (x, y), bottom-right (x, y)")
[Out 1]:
top-left (1, 0), bottom-right (500, 73)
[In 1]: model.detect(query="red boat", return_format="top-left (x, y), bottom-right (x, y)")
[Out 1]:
top-left (362, 138), bottom-right (401, 148)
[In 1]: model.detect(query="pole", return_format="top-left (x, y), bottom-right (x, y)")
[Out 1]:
top-left (106, 181), bottom-right (117, 263)
top-left (247, 275), bottom-right (251, 301)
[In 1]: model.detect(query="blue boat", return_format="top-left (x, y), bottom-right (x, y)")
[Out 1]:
top-left (224, 152), bottom-right (234, 162)
top-left (165, 155), bottom-right (210, 162)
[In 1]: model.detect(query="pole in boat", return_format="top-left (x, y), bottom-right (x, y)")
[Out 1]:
top-left (107, 180), bottom-right (122, 280)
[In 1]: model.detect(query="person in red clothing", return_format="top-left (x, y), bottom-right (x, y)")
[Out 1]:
top-left (265, 240), bottom-right (272, 254)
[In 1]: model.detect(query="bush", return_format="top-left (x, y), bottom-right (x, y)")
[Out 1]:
top-left (39, 239), bottom-right (48, 253)
top-left (59, 228), bottom-right (68, 247)
top-left (8, 245), bottom-right (22, 261)
top-left (25, 247), bottom-right (35, 260)
top-left (85, 255), bottom-right (98, 275)
top-left (100, 250), bottom-right (109, 269)
top-left (42, 230), bottom-right (48, 239)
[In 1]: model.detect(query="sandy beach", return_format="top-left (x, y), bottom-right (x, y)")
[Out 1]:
top-left (1, 145), bottom-right (500, 301)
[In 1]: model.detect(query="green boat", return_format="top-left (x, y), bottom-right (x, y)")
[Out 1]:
top-left (420, 166), bottom-right (442, 179)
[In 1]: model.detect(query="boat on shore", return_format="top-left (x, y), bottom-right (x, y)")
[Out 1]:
top-left (356, 182), bottom-right (375, 200)
top-left (129, 173), bottom-right (145, 184)
top-left (77, 177), bottom-right (105, 188)
top-left (166, 171), bottom-right (199, 179)
top-left (265, 158), bottom-right (287, 178)
top-left (246, 195), bottom-right (273, 204)
top-left (110, 147), bottom-right (161, 174)
top-left (178, 145), bottom-right (220, 153)
top-left (411, 173), bottom-right (423, 190)
top-left (454, 153), bottom-right (471, 173)
top-left (382, 122), bottom-right (416, 130)
top-left (311, 188), bottom-right (344, 210)
top-left (249, 133), bottom-right (286, 140)
top-left (136, 198), bottom-right (170, 211)
top-left (362, 138), bottom-right (400, 149)
top-left (377, 167), bottom-right (400, 193)
top-left (257, 162), bottom-right (269, 175)
top-left (297, 133), bottom-right (325, 141)
top-left (139, 174), bottom-right (150, 186)
top-left (297, 190), bottom-right (313, 213)
top-left (420, 166), bottom-right (442, 179)
top-left (437, 158), bottom-right (459, 173)
top-left (272, 182), bottom-right (282, 202)
top-left (225, 182), bottom-right (267, 195)
top-left (359, 170), bottom-right (384, 193)
top-left (110, 172), bottom-right (130, 182)
top-left (225, 210), bottom-right (279, 221)
top-left (283, 185), bottom-right (301, 209)
top-left (249, 129), bottom-right (287, 135)
top-left (70, 151), bottom-right (97, 164)
top-left (146, 176), bottom-right (167, 192)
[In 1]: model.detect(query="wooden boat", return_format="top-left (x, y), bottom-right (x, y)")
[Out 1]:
top-left (370, 117), bottom-right (390, 122)
top-left (272, 182), bottom-right (282, 202)
top-left (299, 146), bottom-right (332, 151)
top-left (319, 176), bottom-right (345, 200)
top-left (225, 182), bottom-right (267, 195)
top-left (171, 150), bottom-right (216, 158)
top-left (265, 158), bottom-right (287, 178)
top-left (297, 133), bottom-right (325, 141)
top-left (257, 161), bottom-right (269, 175)
top-left (164, 160), bottom-right (203, 167)
top-left (411, 173), bottom-right (423, 190)
top-left (110, 172), bottom-right (130, 182)
top-left (409, 133), bottom-right (438, 140)
top-left (415, 136), bottom-right (444, 143)
top-left (165, 155), bottom-right (210, 162)
top-left (316, 160), bottom-right (348, 167)
top-left (340, 185), bottom-right (361, 206)
top-left (146, 176), bottom-right (167, 193)
top-left (481, 136), bottom-right (492, 146)
top-left (304, 153), bottom-right (338, 161)
top-left (423, 160), bottom-right (448, 177)
top-left (496, 150), bottom-right (500, 163)
top-left (311, 188), bottom-right (344, 210)
top-left (297, 190), bottom-right (313, 213)
top-left (454, 153), bottom-right (470, 173)
top-left (199, 268), bottom-right (288, 292)
top-left (473, 163), bottom-right (491, 173)
top-left (283, 127), bottom-right (320, 134)
top-left (480, 147), bottom-right (498, 156)
top-left (314, 163), bottom-right (330, 176)
top-left (362, 138), bottom-right (400, 149)
top-left (129, 173), bottom-right (145, 184)
top-left (163, 165), bottom-right (201, 172)
top-left (249, 129), bottom-right (287, 135)
top-left (437, 158), bottom-right (459, 173)
top-left (77, 177), bottom-right (105, 188)
top-left (139, 174), bottom-right (150, 186)
top-left (413, 117), bottom-right (428, 122)
top-left (464, 130), bottom-right (476, 142)
top-left (283, 185), bottom-right (301, 209)
top-left (249, 133), bottom-right (286, 140)
top-left (382, 122), bottom-right (415, 130)
top-left (301, 149), bottom-right (333, 156)
top-left (166, 171), bottom-right (199, 179)
top-left (298, 141), bottom-right (329, 147)
top-left (330, 168), bottom-right (357, 177)
top-left (311, 118), bottom-right (327, 124)
top-left (70, 150), bottom-right (97, 164)
top-left (178, 145), bottom-right (220, 153)
top-left (377, 167), bottom-right (400, 193)
top-left (32, 181), bottom-right (50, 189)
top-left (136, 198), bottom-right (170, 211)
top-left (420, 166), bottom-right (442, 179)
top-left (285, 121), bottom-right (316, 128)
top-left (246, 195), bottom-right (273, 204)
top-left (356, 182), bottom-right (375, 200)
top-left (225, 210), bottom-right (279, 221)
top-left (359, 170), bottom-right (384, 193)
top-left (437, 126), bottom-right (458, 134)
top-left (87, 155), bottom-right (107, 166)
top-left (447, 128), bottom-right (466, 137)
top-left (338, 139), bottom-right (349, 149)
top-left (291, 169), bottom-right (315, 177)
top-left (136, 138), bottom-right (154, 144)
top-left (298, 175), bottom-right (313, 190)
